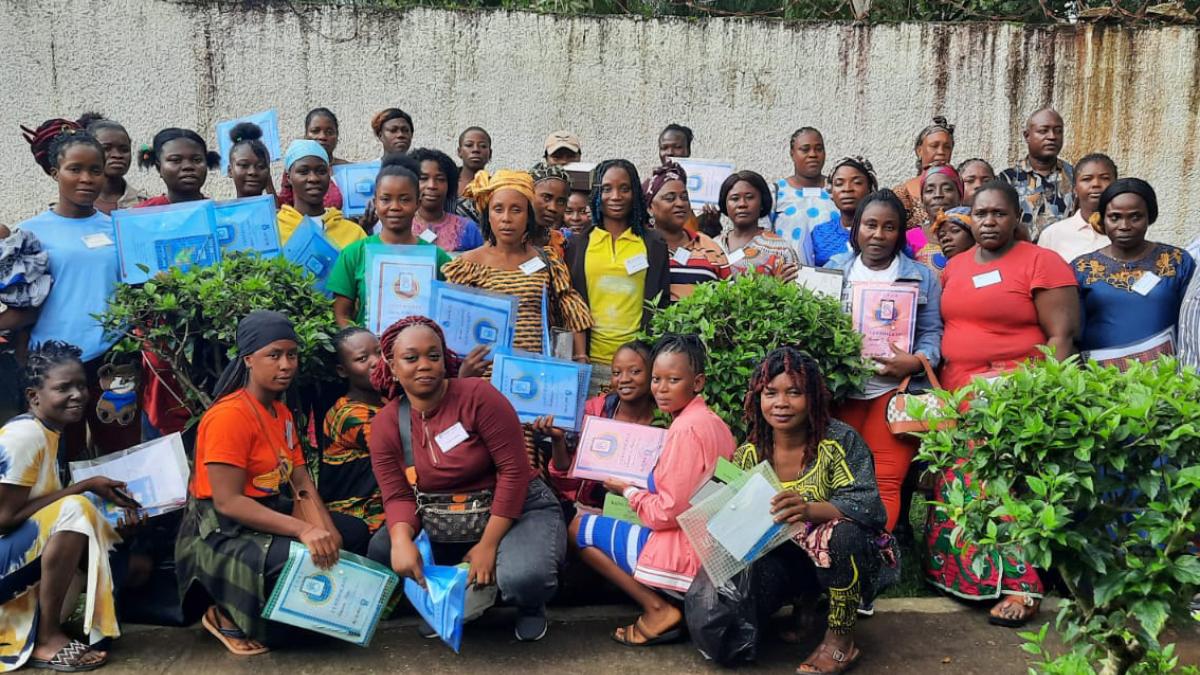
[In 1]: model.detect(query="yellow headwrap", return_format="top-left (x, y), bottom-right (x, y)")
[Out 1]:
top-left (463, 169), bottom-right (537, 214)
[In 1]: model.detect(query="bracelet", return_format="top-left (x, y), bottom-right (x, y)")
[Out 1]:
top-left (622, 486), bottom-right (641, 500)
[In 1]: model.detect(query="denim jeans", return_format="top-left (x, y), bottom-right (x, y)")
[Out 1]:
top-left (369, 478), bottom-right (566, 610)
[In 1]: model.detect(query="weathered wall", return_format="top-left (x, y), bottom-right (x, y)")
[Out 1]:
top-left (2, 1), bottom-right (1198, 242)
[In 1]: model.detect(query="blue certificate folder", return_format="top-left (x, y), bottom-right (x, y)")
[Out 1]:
top-left (404, 531), bottom-right (468, 653)
top-left (431, 281), bottom-right (517, 357)
top-left (215, 109), bottom-right (282, 174)
top-left (281, 218), bottom-right (340, 292)
top-left (112, 200), bottom-right (221, 284)
top-left (262, 541), bottom-right (398, 647)
top-left (491, 350), bottom-right (591, 431)
top-left (333, 161), bottom-right (381, 217)
top-left (214, 195), bottom-right (280, 257)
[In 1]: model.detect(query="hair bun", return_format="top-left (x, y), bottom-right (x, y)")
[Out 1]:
top-left (229, 121), bottom-right (264, 144)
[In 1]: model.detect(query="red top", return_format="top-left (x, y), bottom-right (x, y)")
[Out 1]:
top-left (940, 241), bottom-right (1077, 391)
top-left (138, 194), bottom-right (172, 208)
top-left (369, 378), bottom-right (533, 532)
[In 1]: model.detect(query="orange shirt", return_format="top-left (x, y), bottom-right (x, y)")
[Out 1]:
top-left (190, 390), bottom-right (305, 499)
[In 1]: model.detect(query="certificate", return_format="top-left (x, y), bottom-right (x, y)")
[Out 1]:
top-left (281, 218), bottom-right (340, 292)
top-left (69, 433), bottom-right (190, 526)
top-left (431, 281), bottom-right (517, 356)
top-left (112, 200), bottom-right (221, 284)
top-left (796, 265), bottom-right (844, 299)
top-left (262, 541), bottom-right (398, 646)
top-left (332, 161), bottom-right (381, 217)
top-left (1087, 327), bottom-right (1175, 371)
top-left (364, 244), bottom-right (438, 335)
top-left (849, 282), bottom-right (919, 359)
top-left (490, 351), bottom-right (591, 431)
top-left (214, 195), bottom-right (280, 258)
top-left (215, 109), bottom-right (281, 174)
top-left (673, 158), bottom-right (736, 208)
top-left (569, 416), bottom-right (668, 488)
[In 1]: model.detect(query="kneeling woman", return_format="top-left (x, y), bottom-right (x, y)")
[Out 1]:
top-left (368, 318), bottom-right (565, 642)
top-left (739, 346), bottom-right (890, 675)
top-left (175, 311), bottom-right (370, 655)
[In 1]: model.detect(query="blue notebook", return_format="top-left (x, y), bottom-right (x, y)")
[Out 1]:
top-left (431, 281), bottom-right (518, 357)
top-left (112, 200), bottom-right (221, 284)
top-left (332, 161), bottom-right (381, 217)
top-left (281, 218), bottom-right (340, 292)
top-left (490, 350), bottom-right (591, 431)
top-left (214, 195), bottom-right (280, 258)
top-left (215, 109), bottom-right (282, 174)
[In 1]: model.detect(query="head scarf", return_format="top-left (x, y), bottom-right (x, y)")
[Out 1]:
top-left (931, 206), bottom-right (974, 238)
top-left (828, 156), bottom-right (878, 193)
top-left (284, 139), bottom-right (329, 171)
top-left (371, 108), bottom-right (413, 136)
top-left (920, 164), bottom-right (964, 199)
top-left (914, 116), bottom-right (956, 172)
top-left (1093, 177), bottom-right (1158, 234)
top-left (212, 311), bottom-right (300, 400)
top-left (529, 161), bottom-right (571, 187)
top-left (462, 169), bottom-right (536, 214)
top-left (370, 316), bottom-right (461, 401)
top-left (642, 161), bottom-right (689, 203)
top-left (22, 118), bottom-right (82, 175)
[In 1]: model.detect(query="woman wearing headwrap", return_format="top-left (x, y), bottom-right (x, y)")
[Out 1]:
top-left (908, 164), bottom-right (964, 277)
top-left (1072, 178), bottom-right (1194, 357)
top-left (276, 139), bottom-right (366, 249)
top-left (528, 161), bottom-right (571, 259)
top-left (371, 108), bottom-right (414, 156)
top-left (367, 317), bottom-right (566, 642)
top-left (894, 117), bottom-right (956, 233)
top-left (644, 162), bottom-right (729, 301)
top-left (175, 311), bottom-right (371, 655)
top-left (932, 207), bottom-right (976, 261)
top-left (811, 156), bottom-right (878, 267)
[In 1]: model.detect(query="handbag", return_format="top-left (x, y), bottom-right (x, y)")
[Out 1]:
top-left (243, 391), bottom-right (323, 529)
top-left (885, 353), bottom-right (949, 437)
top-left (397, 396), bottom-right (493, 544)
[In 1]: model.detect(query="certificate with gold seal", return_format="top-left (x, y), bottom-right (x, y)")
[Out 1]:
top-left (364, 244), bottom-right (438, 334)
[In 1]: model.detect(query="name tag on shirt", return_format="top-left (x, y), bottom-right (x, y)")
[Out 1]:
top-left (727, 248), bottom-right (747, 265)
top-left (434, 422), bottom-right (469, 454)
top-left (801, 188), bottom-right (823, 198)
top-left (285, 420), bottom-right (294, 448)
top-left (972, 270), bottom-right (1002, 289)
top-left (82, 232), bottom-right (114, 248)
top-left (1132, 272), bottom-right (1160, 296)
top-left (625, 254), bottom-right (649, 275)
top-left (672, 247), bottom-right (691, 265)
top-left (519, 256), bottom-right (547, 275)
top-left (419, 229), bottom-right (438, 243)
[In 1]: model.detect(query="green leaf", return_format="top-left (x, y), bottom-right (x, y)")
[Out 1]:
top-left (1172, 556), bottom-right (1200, 585)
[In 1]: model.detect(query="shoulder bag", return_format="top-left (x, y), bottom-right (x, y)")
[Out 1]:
top-left (884, 354), bottom-right (951, 437)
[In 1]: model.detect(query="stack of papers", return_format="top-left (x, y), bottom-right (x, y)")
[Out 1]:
top-left (69, 433), bottom-right (190, 527)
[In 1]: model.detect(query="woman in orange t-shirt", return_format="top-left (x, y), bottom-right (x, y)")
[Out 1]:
top-left (175, 311), bottom-right (370, 655)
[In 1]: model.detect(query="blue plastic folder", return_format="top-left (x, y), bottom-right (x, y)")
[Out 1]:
top-left (214, 195), bottom-right (280, 257)
top-left (112, 200), bottom-right (221, 284)
top-left (404, 531), bottom-right (468, 652)
top-left (332, 161), bottom-right (381, 217)
top-left (431, 281), bottom-right (518, 357)
top-left (281, 218), bottom-right (340, 292)
top-left (364, 244), bottom-right (438, 334)
top-left (490, 350), bottom-right (591, 431)
top-left (215, 109), bottom-right (282, 174)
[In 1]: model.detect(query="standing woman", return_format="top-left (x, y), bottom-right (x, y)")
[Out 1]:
top-left (410, 148), bottom-right (483, 253)
top-left (78, 113), bottom-right (148, 214)
top-left (368, 318), bottom-right (565, 642)
top-left (956, 158), bottom-right (995, 205)
top-left (528, 161), bottom-right (571, 259)
top-left (643, 162), bottom-right (729, 301)
top-left (136, 127), bottom-right (219, 207)
top-left (1073, 178), bottom-right (1194, 355)
top-left (278, 108), bottom-right (344, 210)
top-left (894, 117), bottom-right (955, 232)
top-left (654, 123), bottom-right (719, 237)
top-left (774, 127), bottom-right (836, 266)
top-left (717, 171), bottom-right (800, 280)
top-left (371, 108), bottom-right (414, 157)
top-left (454, 127), bottom-right (492, 223)
top-left (909, 165), bottom-right (964, 276)
top-left (565, 160), bottom-right (670, 375)
top-left (276, 140), bottom-right (365, 249)
top-left (811, 156), bottom-right (877, 267)
top-left (176, 311), bottom-right (369, 655)
top-left (226, 123), bottom-right (275, 199)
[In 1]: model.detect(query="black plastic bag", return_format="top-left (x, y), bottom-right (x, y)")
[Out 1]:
top-left (684, 569), bottom-right (757, 666)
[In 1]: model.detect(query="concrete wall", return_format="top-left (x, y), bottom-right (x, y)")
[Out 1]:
top-left (2, 1), bottom-right (1198, 243)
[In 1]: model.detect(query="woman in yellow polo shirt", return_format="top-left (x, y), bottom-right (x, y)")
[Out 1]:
top-left (564, 160), bottom-right (669, 384)
top-left (276, 139), bottom-right (366, 249)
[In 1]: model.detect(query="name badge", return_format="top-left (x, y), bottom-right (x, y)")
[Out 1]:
top-left (1131, 272), bottom-right (1160, 296)
top-left (419, 229), bottom-right (438, 243)
top-left (801, 188), bottom-right (823, 198)
top-left (625, 254), bottom-right (649, 275)
top-left (972, 270), bottom-right (1002, 289)
top-left (82, 232), bottom-right (114, 249)
top-left (672, 247), bottom-right (691, 265)
top-left (434, 422), bottom-right (469, 454)
top-left (285, 420), bottom-right (294, 448)
top-left (519, 256), bottom-right (547, 275)
top-left (727, 248), bottom-right (747, 265)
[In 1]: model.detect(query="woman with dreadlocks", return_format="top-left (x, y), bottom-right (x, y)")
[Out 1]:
top-left (735, 346), bottom-right (891, 675)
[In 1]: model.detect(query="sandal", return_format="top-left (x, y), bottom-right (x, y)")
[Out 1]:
top-left (28, 640), bottom-right (107, 672)
top-left (796, 642), bottom-right (861, 675)
top-left (611, 617), bottom-right (683, 647)
top-left (988, 594), bottom-right (1039, 628)
top-left (202, 606), bottom-right (269, 656)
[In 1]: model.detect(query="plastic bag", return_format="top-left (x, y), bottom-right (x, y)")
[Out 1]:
top-left (403, 531), bottom-right (468, 652)
top-left (684, 568), bottom-right (757, 666)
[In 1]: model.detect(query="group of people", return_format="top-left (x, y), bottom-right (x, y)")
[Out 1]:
top-left (1, 102), bottom-right (1197, 675)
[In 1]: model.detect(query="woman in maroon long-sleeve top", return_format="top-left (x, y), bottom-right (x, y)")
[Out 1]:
top-left (366, 317), bottom-right (566, 642)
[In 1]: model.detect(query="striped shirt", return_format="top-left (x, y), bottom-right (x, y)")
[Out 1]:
top-left (1180, 265), bottom-right (1200, 371)
top-left (666, 231), bottom-right (730, 301)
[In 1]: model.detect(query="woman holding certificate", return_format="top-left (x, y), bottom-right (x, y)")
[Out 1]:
top-left (275, 140), bottom-right (366, 250)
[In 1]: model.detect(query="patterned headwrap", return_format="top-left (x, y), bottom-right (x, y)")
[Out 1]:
top-left (920, 164), bottom-right (964, 199)
top-left (529, 161), bottom-right (571, 187)
top-left (22, 118), bottom-right (82, 175)
top-left (369, 316), bottom-right (461, 401)
top-left (828, 156), bottom-right (878, 192)
top-left (462, 169), bottom-right (536, 214)
top-left (931, 206), bottom-right (973, 238)
top-left (642, 161), bottom-right (689, 203)
top-left (914, 116), bottom-right (956, 171)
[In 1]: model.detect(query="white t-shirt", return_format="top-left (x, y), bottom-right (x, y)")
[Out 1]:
top-left (846, 255), bottom-right (908, 400)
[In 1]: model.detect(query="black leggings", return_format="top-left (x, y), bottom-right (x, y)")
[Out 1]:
top-left (263, 510), bottom-right (372, 581)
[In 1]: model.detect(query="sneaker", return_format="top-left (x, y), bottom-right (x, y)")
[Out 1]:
top-left (417, 619), bottom-right (439, 639)
top-left (857, 599), bottom-right (875, 617)
top-left (514, 607), bottom-right (549, 642)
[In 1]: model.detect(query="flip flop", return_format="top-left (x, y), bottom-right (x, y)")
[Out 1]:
top-left (796, 642), bottom-right (861, 675)
top-left (28, 640), bottom-right (107, 672)
top-left (611, 617), bottom-right (683, 647)
top-left (987, 594), bottom-right (1039, 628)
top-left (202, 606), bottom-right (270, 656)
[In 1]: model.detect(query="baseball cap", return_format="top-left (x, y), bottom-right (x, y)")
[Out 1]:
top-left (544, 131), bottom-right (581, 155)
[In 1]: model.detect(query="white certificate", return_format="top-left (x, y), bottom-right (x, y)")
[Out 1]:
top-left (69, 433), bottom-right (190, 525)
top-left (673, 157), bottom-right (736, 207)
top-left (364, 244), bottom-right (438, 335)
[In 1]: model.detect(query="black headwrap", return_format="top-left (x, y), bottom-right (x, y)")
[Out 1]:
top-left (211, 310), bottom-right (300, 400)
top-left (1098, 178), bottom-right (1158, 226)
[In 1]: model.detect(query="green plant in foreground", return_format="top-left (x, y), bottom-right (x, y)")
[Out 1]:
top-left (917, 355), bottom-right (1200, 675)
top-left (644, 273), bottom-right (872, 439)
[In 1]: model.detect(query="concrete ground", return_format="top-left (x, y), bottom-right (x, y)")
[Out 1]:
top-left (99, 598), bottom-right (1200, 674)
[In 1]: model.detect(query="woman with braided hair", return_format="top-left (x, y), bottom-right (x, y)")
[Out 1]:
top-left (894, 117), bottom-right (956, 233)
top-left (734, 346), bottom-right (891, 675)
top-left (366, 316), bottom-right (565, 642)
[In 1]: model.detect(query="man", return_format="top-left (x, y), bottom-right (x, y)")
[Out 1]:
top-left (543, 130), bottom-right (582, 166)
top-left (999, 108), bottom-right (1074, 241)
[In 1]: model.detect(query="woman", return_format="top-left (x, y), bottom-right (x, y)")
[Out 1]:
top-left (226, 123), bottom-right (274, 199)
top-left (529, 161), bottom-right (571, 259)
top-left (894, 117), bottom-right (955, 232)
top-left (454, 127), bottom-right (492, 223)
top-left (278, 108), bottom-right (345, 210)
top-left (564, 160), bottom-right (670, 372)
top-left (956, 158), bottom-right (995, 205)
top-left (368, 317), bottom-right (565, 642)
top-left (774, 127), bottom-right (835, 266)
top-left (643, 162), bottom-right (729, 301)
top-left (811, 156), bottom-right (877, 267)
top-left (929, 180), bottom-right (1078, 626)
top-left (654, 124), bottom-right (719, 236)
top-left (1039, 153), bottom-right (1117, 264)
top-left (908, 165), bottom-right (964, 276)
top-left (411, 148), bottom-right (483, 253)
top-left (738, 346), bottom-right (890, 675)
top-left (371, 108), bottom-right (414, 156)
top-left (717, 171), bottom-right (800, 280)
top-left (564, 191), bottom-right (591, 236)
top-left (1073, 178), bottom-right (1194, 356)
top-left (78, 114), bottom-right (148, 214)
top-left (176, 311), bottom-right (370, 655)
top-left (136, 127), bottom-right (219, 207)
top-left (933, 207), bottom-right (976, 261)
top-left (571, 335), bottom-right (735, 646)
top-left (0, 341), bottom-right (138, 672)
top-left (276, 139), bottom-right (365, 249)
top-left (823, 190), bottom-right (942, 533)
top-left (18, 120), bottom-right (140, 458)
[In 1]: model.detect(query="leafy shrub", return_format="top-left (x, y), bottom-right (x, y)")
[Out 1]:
top-left (644, 273), bottom-right (872, 439)
top-left (917, 355), bottom-right (1200, 675)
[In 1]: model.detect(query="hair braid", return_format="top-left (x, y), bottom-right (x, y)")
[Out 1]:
top-left (742, 346), bottom-right (830, 466)
top-left (368, 316), bottom-right (461, 400)
top-left (589, 159), bottom-right (649, 237)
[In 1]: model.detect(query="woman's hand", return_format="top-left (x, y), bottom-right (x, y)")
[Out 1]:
top-left (462, 541), bottom-right (498, 586)
top-left (298, 524), bottom-right (340, 569)
top-left (531, 415), bottom-right (565, 442)
top-left (770, 491), bottom-right (811, 524)
top-left (83, 477), bottom-right (141, 509)
top-left (603, 478), bottom-right (632, 495)
top-left (697, 205), bottom-right (721, 233)
top-left (459, 345), bottom-right (491, 379)
top-left (390, 533), bottom-right (426, 588)
top-left (873, 342), bottom-right (923, 379)
top-left (360, 201), bottom-right (378, 233)
top-left (775, 262), bottom-right (799, 283)
top-left (115, 507), bottom-right (148, 536)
